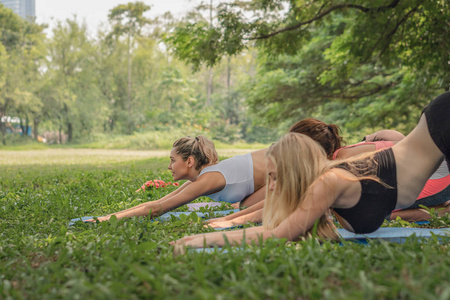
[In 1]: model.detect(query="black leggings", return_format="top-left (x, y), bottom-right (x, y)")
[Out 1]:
top-left (422, 92), bottom-right (450, 172)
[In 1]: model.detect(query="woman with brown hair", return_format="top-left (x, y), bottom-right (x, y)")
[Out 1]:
top-left (206, 124), bottom-right (449, 229)
top-left (86, 119), bottom-right (345, 223)
top-left (204, 118), bottom-right (345, 228)
top-left (172, 92), bottom-right (450, 248)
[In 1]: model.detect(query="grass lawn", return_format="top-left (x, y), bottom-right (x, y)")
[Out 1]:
top-left (0, 149), bottom-right (449, 299)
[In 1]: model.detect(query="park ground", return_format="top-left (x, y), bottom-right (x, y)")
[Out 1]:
top-left (0, 149), bottom-right (449, 299)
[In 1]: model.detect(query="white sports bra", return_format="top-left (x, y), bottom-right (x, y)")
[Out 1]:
top-left (198, 153), bottom-right (255, 203)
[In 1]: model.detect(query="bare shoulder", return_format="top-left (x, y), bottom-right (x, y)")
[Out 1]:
top-left (302, 169), bottom-right (352, 209)
top-left (194, 171), bottom-right (226, 195)
top-left (323, 168), bottom-right (362, 209)
top-left (336, 144), bottom-right (376, 159)
top-left (317, 168), bottom-right (357, 185)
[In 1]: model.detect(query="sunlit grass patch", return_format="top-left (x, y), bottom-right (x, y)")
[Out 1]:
top-left (0, 149), bottom-right (448, 299)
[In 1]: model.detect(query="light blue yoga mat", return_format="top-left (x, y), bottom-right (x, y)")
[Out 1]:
top-left (212, 226), bottom-right (449, 242)
top-left (337, 227), bottom-right (449, 243)
top-left (193, 227), bottom-right (450, 253)
top-left (69, 209), bottom-right (239, 226)
top-left (187, 202), bottom-right (222, 211)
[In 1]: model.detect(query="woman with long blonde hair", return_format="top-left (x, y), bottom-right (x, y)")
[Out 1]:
top-left (262, 133), bottom-right (338, 240)
top-left (172, 91), bottom-right (450, 248)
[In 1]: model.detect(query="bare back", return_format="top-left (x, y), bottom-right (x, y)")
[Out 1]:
top-left (392, 115), bottom-right (445, 208)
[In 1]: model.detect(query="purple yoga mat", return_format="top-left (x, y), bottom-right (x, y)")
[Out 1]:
top-left (187, 202), bottom-right (222, 211)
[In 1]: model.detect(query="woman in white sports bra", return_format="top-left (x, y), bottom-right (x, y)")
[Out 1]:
top-left (86, 135), bottom-right (268, 222)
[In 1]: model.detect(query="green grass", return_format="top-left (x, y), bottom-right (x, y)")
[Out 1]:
top-left (0, 130), bottom-right (269, 151)
top-left (0, 150), bottom-right (449, 299)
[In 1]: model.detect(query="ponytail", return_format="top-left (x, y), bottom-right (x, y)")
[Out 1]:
top-left (173, 136), bottom-right (219, 170)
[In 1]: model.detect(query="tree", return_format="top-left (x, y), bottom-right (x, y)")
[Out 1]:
top-left (0, 4), bottom-right (45, 144)
top-left (167, 0), bottom-right (449, 131)
top-left (47, 18), bottom-right (96, 142)
top-left (108, 1), bottom-right (152, 134)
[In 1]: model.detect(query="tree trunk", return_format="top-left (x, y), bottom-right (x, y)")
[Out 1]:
top-left (0, 124), bottom-right (5, 145)
top-left (33, 117), bottom-right (39, 139)
top-left (0, 100), bottom-right (9, 145)
top-left (127, 33), bottom-right (133, 134)
top-left (25, 116), bottom-right (30, 137)
top-left (206, 68), bottom-right (213, 106)
top-left (0, 117), bottom-right (5, 145)
top-left (110, 118), bottom-right (115, 132)
top-left (20, 116), bottom-right (26, 137)
top-left (59, 124), bottom-right (62, 144)
top-left (67, 122), bottom-right (73, 143)
top-left (206, 0), bottom-right (214, 107)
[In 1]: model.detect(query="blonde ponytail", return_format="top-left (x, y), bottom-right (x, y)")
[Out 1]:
top-left (173, 136), bottom-right (219, 170)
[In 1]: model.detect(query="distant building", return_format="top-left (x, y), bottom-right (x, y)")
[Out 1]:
top-left (0, 0), bottom-right (35, 20)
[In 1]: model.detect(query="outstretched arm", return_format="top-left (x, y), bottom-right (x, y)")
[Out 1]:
top-left (239, 186), bottom-right (266, 208)
top-left (173, 171), bottom-right (343, 248)
top-left (205, 200), bottom-right (264, 228)
top-left (205, 201), bottom-right (264, 228)
top-left (205, 208), bottom-right (264, 229)
top-left (90, 172), bottom-right (226, 222)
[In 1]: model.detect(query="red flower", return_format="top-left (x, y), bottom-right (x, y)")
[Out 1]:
top-left (137, 179), bottom-right (180, 192)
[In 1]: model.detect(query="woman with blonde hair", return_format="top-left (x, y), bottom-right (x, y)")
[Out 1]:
top-left (87, 118), bottom-right (346, 223)
top-left (205, 118), bottom-right (345, 228)
top-left (87, 135), bottom-right (267, 222)
top-left (172, 92), bottom-right (450, 248)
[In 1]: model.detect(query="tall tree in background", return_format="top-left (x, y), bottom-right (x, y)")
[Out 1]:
top-left (108, 1), bottom-right (152, 134)
top-left (47, 18), bottom-right (94, 142)
top-left (167, 0), bottom-right (450, 132)
top-left (0, 4), bottom-right (45, 144)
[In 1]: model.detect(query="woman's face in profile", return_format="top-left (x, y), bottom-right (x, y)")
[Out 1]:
top-left (168, 148), bottom-right (190, 181)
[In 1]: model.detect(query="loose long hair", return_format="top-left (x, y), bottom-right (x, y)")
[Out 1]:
top-left (262, 133), bottom-right (339, 240)
top-left (172, 136), bottom-right (219, 170)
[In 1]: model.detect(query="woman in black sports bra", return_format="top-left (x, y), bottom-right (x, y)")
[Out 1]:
top-left (172, 92), bottom-right (450, 248)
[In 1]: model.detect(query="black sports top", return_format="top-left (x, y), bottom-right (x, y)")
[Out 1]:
top-left (332, 148), bottom-right (398, 234)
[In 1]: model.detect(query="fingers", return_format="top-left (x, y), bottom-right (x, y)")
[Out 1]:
top-left (173, 244), bottom-right (186, 256)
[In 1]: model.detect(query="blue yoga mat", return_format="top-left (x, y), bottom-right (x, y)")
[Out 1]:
top-left (187, 202), bottom-right (222, 211)
top-left (69, 209), bottom-right (239, 226)
top-left (212, 226), bottom-right (449, 242)
top-left (193, 227), bottom-right (450, 253)
top-left (337, 227), bottom-right (449, 243)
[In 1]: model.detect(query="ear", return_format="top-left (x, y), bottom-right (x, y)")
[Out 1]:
top-left (187, 156), bottom-right (195, 168)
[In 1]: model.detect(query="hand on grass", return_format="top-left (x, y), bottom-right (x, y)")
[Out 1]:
top-left (204, 220), bottom-right (237, 229)
top-left (170, 235), bottom-right (207, 250)
top-left (85, 216), bottom-right (111, 223)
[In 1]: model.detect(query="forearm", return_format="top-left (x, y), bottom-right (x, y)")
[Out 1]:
top-left (105, 181), bottom-right (190, 219)
top-left (225, 200), bottom-right (265, 221)
top-left (184, 226), bottom-right (273, 248)
top-left (106, 203), bottom-right (156, 219)
top-left (231, 209), bottom-right (263, 224)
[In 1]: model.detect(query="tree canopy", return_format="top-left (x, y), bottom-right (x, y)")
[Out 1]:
top-left (1, 1), bottom-right (449, 146)
top-left (166, 0), bottom-right (449, 133)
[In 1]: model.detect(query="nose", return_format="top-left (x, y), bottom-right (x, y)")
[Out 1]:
top-left (168, 162), bottom-right (172, 170)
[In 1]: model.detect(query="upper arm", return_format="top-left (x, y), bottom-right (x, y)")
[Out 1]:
top-left (271, 171), bottom-right (343, 240)
top-left (158, 172), bottom-right (226, 210)
top-left (336, 144), bottom-right (376, 159)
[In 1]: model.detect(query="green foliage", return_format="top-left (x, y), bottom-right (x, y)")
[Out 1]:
top-left (2, 0), bottom-right (449, 147)
top-left (167, 0), bottom-right (449, 133)
top-left (0, 152), bottom-right (449, 299)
